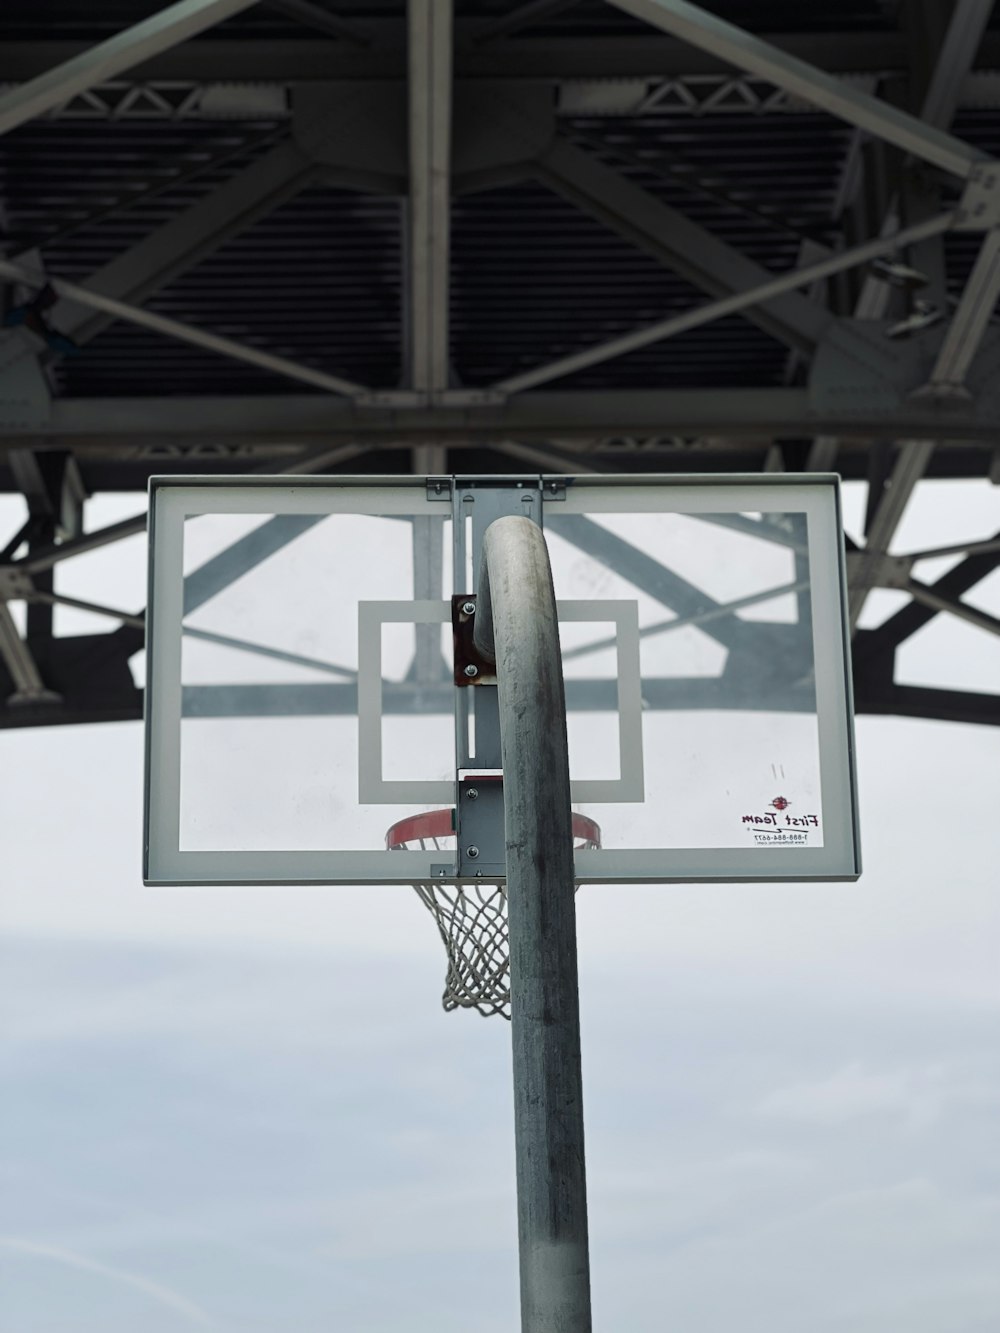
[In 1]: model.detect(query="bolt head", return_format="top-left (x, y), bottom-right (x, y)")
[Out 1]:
top-left (466, 845), bottom-right (480, 859)
top-left (466, 788), bottom-right (479, 800)
top-left (462, 600), bottom-right (476, 615)
top-left (463, 664), bottom-right (479, 678)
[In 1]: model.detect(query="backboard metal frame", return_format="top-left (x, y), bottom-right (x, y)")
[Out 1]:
top-left (144, 473), bottom-right (861, 886)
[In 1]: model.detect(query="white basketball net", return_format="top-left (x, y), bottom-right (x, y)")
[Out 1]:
top-left (413, 879), bottom-right (512, 1018)
top-left (390, 813), bottom-right (600, 1020)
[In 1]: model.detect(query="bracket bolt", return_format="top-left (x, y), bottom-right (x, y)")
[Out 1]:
top-left (466, 845), bottom-right (480, 859)
top-left (464, 664), bottom-right (479, 678)
top-left (466, 788), bottom-right (479, 800)
top-left (462, 600), bottom-right (476, 615)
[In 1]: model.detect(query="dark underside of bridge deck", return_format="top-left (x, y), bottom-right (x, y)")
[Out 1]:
top-left (0, 0), bottom-right (997, 727)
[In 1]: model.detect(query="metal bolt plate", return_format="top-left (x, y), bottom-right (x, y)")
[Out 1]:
top-left (452, 594), bottom-right (497, 686)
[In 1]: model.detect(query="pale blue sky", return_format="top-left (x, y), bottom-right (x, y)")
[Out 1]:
top-left (1, 479), bottom-right (999, 1332)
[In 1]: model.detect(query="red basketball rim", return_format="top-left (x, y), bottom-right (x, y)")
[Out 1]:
top-left (386, 808), bottom-right (601, 850)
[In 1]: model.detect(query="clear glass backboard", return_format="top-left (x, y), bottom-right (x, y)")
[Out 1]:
top-left (144, 475), bottom-right (860, 885)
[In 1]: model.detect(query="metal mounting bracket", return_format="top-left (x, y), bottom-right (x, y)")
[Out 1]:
top-left (955, 163), bottom-right (1000, 231)
top-left (809, 317), bottom-right (944, 417)
top-left (456, 775), bottom-right (506, 878)
top-left (846, 550), bottom-right (913, 589)
top-left (452, 594), bottom-right (497, 685)
top-left (0, 565), bottom-right (35, 601)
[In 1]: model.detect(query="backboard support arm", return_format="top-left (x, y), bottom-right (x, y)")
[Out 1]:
top-left (475, 515), bottom-right (592, 1333)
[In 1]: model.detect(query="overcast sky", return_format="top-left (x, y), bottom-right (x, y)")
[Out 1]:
top-left (1, 478), bottom-right (999, 1333)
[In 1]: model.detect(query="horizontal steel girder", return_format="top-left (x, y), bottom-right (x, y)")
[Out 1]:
top-left (4, 387), bottom-right (1000, 447)
top-left (5, 30), bottom-right (1000, 83)
top-left (2, 671), bottom-right (996, 731)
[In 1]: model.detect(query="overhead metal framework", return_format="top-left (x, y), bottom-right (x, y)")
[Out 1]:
top-left (0, 0), bottom-right (998, 730)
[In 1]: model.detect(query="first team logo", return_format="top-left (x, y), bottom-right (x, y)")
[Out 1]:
top-left (740, 795), bottom-right (819, 844)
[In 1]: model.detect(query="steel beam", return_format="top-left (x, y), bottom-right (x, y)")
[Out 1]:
top-left (0, 0), bottom-right (263, 138)
top-left (26, 591), bottom-right (145, 631)
top-left (848, 440), bottom-right (935, 629)
top-left (472, 0), bottom-right (581, 43)
top-left (408, 512), bottom-right (448, 684)
top-left (915, 0), bottom-right (993, 129)
top-left (0, 622), bottom-right (142, 727)
top-left (535, 139), bottom-right (830, 357)
top-left (0, 258), bottom-right (367, 399)
top-left (3, 31), bottom-right (995, 83)
top-left (53, 141), bottom-right (316, 346)
top-left (544, 512), bottom-right (753, 652)
top-left (568, 130), bottom-right (829, 241)
top-left (5, 670), bottom-right (990, 731)
top-left (898, 537), bottom-right (1000, 563)
top-left (11, 445), bottom-right (991, 493)
top-left (853, 530), bottom-right (1000, 658)
top-left (16, 126), bottom-right (286, 258)
top-left (17, 513), bottom-right (147, 575)
top-left (8, 387), bottom-right (1000, 447)
top-left (181, 515), bottom-right (324, 615)
top-left (868, 1), bottom-right (991, 320)
top-left (171, 676), bottom-right (807, 718)
top-left (852, 680), bottom-right (1000, 727)
top-left (925, 228), bottom-right (1000, 393)
top-left (883, 0), bottom-right (994, 387)
top-left (807, 0), bottom-right (992, 595)
top-left (843, 6), bottom-right (997, 624)
top-left (183, 624), bottom-right (356, 677)
top-left (7, 448), bottom-right (85, 537)
top-left (407, 0), bottom-right (454, 393)
top-left (845, 0), bottom-right (992, 326)
top-left (607, 0), bottom-right (989, 179)
top-left (806, 437), bottom-right (841, 471)
top-left (561, 579), bottom-right (808, 663)
top-left (494, 213), bottom-right (953, 393)
top-left (266, 0), bottom-right (369, 44)
top-left (0, 603), bottom-right (58, 702)
top-left (903, 577), bottom-right (1000, 637)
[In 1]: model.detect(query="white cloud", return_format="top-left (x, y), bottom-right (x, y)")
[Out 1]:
top-left (0, 1237), bottom-right (216, 1328)
top-left (756, 1061), bottom-right (950, 1128)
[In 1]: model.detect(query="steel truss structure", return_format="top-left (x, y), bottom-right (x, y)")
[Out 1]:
top-left (0, 0), bottom-right (998, 731)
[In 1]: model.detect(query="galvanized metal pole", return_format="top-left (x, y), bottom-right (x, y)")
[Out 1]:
top-left (474, 514), bottom-right (592, 1333)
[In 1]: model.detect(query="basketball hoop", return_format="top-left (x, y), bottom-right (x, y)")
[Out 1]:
top-left (386, 806), bottom-right (601, 1020)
